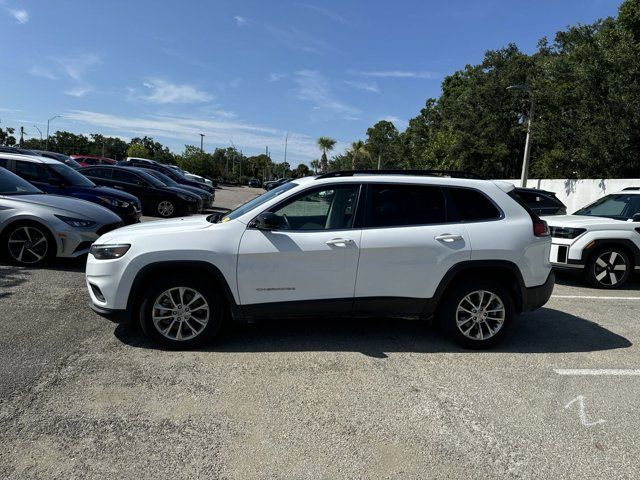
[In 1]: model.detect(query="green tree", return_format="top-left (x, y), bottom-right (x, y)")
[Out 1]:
top-left (317, 137), bottom-right (336, 173)
top-left (348, 140), bottom-right (369, 170)
top-left (293, 163), bottom-right (311, 178)
top-left (366, 121), bottom-right (399, 169)
top-left (309, 159), bottom-right (320, 174)
top-left (127, 143), bottom-right (150, 158)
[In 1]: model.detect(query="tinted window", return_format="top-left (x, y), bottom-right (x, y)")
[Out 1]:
top-left (221, 182), bottom-right (297, 222)
top-left (271, 185), bottom-right (359, 230)
top-left (82, 158), bottom-right (97, 165)
top-left (448, 187), bottom-right (500, 222)
top-left (515, 191), bottom-right (558, 208)
top-left (115, 169), bottom-right (146, 185)
top-left (574, 194), bottom-right (640, 220)
top-left (15, 161), bottom-right (50, 182)
top-left (0, 167), bottom-right (43, 195)
top-left (49, 163), bottom-right (95, 187)
top-left (368, 184), bottom-right (446, 227)
top-left (0, 158), bottom-right (7, 167)
top-left (84, 168), bottom-right (112, 179)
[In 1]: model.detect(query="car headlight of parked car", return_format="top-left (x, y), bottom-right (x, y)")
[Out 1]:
top-left (89, 244), bottom-right (131, 260)
top-left (98, 196), bottom-right (130, 208)
top-left (177, 193), bottom-right (195, 201)
top-left (54, 215), bottom-right (97, 228)
top-left (549, 227), bottom-right (587, 239)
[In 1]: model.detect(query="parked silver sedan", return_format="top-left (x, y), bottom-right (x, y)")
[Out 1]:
top-left (0, 167), bottom-right (123, 266)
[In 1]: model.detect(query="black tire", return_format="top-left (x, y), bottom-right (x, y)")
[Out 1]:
top-left (439, 279), bottom-right (515, 349)
top-left (586, 246), bottom-right (631, 289)
top-left (156, 200), bottom-right (176, 218)
top-left (2, 221), bottom-right (55, 266)
top-left (139, 275), bottom-right (225, 348)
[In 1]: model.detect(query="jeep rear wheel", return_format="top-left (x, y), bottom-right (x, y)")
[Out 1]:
top-left (586, 247), bottom-right (630, 289)
top-left (440, 280), bottom-right (514, 348)
top-left (139, 276), bottom-right (224, 348)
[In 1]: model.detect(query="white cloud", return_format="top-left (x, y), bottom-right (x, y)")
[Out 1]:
top-left (350, 69), bottom-right (437, 79)
top-left (294, 70), bottom-right (359, 116)
top-left (6, 8), bottom-right (28, 24)
top-left (380, 115), bottom-right (408, 129)
top-left (139, 78), bottom-right (213, 104)
top-left (344, 80), bottom-right (380, 93)
top-left (296, 4), bottom-right (348, 24)
top-left (233, 15), bottom-right (248, 26)
top-left (268, 72), bottom-right (287, 82)
top-left (29, 65), bottom-right (57, 80)
top-left (65, 86), bottom-right (94, 98)
top-left (54, 53), bottom-right (102, 81)
top-left (63, 110), bottom-right (322, 160)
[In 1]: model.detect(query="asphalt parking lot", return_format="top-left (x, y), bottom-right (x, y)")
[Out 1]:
top-left (1, 185), bottom-right (639, 479)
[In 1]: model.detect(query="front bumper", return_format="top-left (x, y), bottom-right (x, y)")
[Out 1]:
top-left (88, 301), bottom-right (130, 323)
top-left (521, 271), bottom-right (555, 312)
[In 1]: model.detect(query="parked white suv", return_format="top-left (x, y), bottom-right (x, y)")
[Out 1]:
top-left (545, 188), bottom-right (640, 288)
top-left (86, 171), bottom-right (554, 348)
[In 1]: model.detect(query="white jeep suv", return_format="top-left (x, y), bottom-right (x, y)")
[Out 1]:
top-left (86, 171), bottom-right (554, 348)
top-left (545, 188), bottom-right (640, 288)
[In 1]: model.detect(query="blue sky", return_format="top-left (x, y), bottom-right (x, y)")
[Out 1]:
top-left (0, 0), bottom-right (621, 165)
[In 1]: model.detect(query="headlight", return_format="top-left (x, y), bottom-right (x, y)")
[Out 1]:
top-left (549, 227), bottom-right (587, 239)
top-left (55, 215), bottom-right (96, 228)
top-left (89, 244), bottom-right (131, 260)
top-left (98, 196), bottom-right (130, 208)
top-left (177, 193), bottom-right (194, 201)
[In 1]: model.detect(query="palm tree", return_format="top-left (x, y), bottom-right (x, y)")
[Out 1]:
top-left (349, 140), bottom-right (369, 170)
top-left (309, 159), bottom-right (320, 175)
top-left (317, 137), bottom-right (336, 173)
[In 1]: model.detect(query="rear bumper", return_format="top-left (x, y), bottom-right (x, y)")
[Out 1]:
top-left (521, 272), bottom-right (555, 312)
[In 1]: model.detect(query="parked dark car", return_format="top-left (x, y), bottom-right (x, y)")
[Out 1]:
top-left (264, 177), bottom-right (292, 191)
top-left (0, 146), bottom-right (39, 155)
top-left (0, 153), bottom-right (142, 224)
top-left (248, 178), bottom-right (261, 188)
top-left (512, 187), bottom-right (566, 216)
top-left (78, 165), bottom-right (202, 218)
top-left (143, 169), bottom-right (214, 208)
top-left (30, 150), bottom-right (82, 169)
top-left (71, 155), bottom-right (118, 167)
top-left (118, 158), bottom-right (216, 194)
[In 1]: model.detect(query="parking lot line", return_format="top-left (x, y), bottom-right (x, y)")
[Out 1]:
top-left (555, 369), bottom-right (640, 376)
top-left (551, 295), bottom-right (640, 300)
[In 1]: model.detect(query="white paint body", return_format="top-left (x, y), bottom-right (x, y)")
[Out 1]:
top-left (86, 175), bottom-right (552, 311)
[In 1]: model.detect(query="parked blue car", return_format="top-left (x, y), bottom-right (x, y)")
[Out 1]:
top-left (0, 153), bottom-right (142, 225)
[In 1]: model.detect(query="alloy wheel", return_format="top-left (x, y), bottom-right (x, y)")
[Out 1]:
top-left (7, 226), bottom-right (49, 265)
top-left (593, 251), bottom-right (627, 287)
top-left (158, 201), bottom-right (175, 217)
top-left (152, 287), bottom-right (210, 341)
top-left (455, 290), bottom-right (506, 341)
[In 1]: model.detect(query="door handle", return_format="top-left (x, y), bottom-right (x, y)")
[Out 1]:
top-left (434, 233), bottom-right (463, 243)
top-left (325, 238), bottom-right (354, 247)
top-left (113, 185), bottom-right (123, 189)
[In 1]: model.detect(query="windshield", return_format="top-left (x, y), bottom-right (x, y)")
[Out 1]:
top-left (218, 182), bottom-right (298, 223)
top-left (148, 170), bottom-right (178, 186)
top-left (0, 167), bottom-right (43, 195)
top-left (49, 163), bottom-right (96, 187)
top-left (574, 194), bottom-right (640, 220)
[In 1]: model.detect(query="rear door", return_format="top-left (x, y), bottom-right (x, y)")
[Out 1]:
top-left (237, 183), bottom-right (363, 316)
top-left (353, 183), bottom-right (471, 315)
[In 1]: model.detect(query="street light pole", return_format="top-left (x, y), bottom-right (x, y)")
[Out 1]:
top-left (507, 85), bottom-right (534, 187)
top-left (199, 133), bottom-right (205, 153)
top-left (33, 125), bottom-right (43, 148)
top-left (45, 115), bottom-right (61, 151)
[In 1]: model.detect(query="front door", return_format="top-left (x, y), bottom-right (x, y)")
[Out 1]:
top-left (237, 184), bottom-right (362, 317)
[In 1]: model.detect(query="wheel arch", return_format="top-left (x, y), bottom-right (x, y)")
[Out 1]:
top-left (127, 260), bottom-right (243, 326)
top-left (0, 217), bottom-right (60, 257)
top-left (428, 260), bottom-right (526, 315)
top-left (582, 239), bottom-right (640, 268)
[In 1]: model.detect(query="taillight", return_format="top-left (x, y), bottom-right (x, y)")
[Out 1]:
top-left (533, 218), bottom-right (550, 237)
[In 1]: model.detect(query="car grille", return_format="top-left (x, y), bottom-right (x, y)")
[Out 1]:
top-left (97, 221), bottom-right (124, 236)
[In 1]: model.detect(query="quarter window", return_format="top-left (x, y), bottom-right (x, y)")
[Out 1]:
top-left (447, 187), bottom-right (501, 222)
top-left (269, 185), bottom-right (359, 230)
top-left (368, 184), bottom-right (446, 227)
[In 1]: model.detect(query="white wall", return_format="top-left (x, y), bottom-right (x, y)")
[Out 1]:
top-left (504, 179), bottom-right (640, 213)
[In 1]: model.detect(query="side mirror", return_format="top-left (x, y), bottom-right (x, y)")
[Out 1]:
top-left (48, 177), bottom-right (66, 188)
top-left (632, 213), bottom-right (640, 222)
top-left (252, 212), bottom-right (280, 230)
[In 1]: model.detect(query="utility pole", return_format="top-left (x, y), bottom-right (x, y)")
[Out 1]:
top-left (377, 148), bottom-right (382, 170)
top-left (32, 125), bottom-right (43, 148)
top-left (199, 133), bottom-right (205, 153)
top-left (45, 115), bottom-right (61, 151)
top-left (19, 126), bottom-right (24, 147)
top-left (283, 132), bottom-right (288, 166)
top-left (507, 84), bottom-right (535, 187)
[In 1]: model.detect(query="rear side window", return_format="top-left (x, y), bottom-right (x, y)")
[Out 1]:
top-left (447, 187), bottom-right (501, 222)
top-left (368, 184), bottom-right (447, 227)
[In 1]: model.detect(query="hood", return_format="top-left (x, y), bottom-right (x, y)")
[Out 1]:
top-left (97, 215), bottom-right (212, 243)
top-left (544, 214), bottom-right (627, 228)
top-left (10, 194), bottom-right (121, 222)
top-left (91, 185), bottom-right (139, 202)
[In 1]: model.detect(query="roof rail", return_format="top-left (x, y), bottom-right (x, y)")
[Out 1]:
top-left (622, 187), bottom-right (640, 191)
top-left (315, 169), bottom-right (483, 180)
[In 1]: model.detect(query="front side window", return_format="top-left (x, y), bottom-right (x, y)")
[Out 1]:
top-left (368, 184), bottom-right (446, 227)
top-left (220, 181), bottom-right (298, 222)
top-left (15, 161), bottom-right (50, 183)
top-left (574, 194), bottom-right (640, 220)
top-left (269, 185), bottom-right (359, 230)
top-left (115, 170), bottom-right (146, 186)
